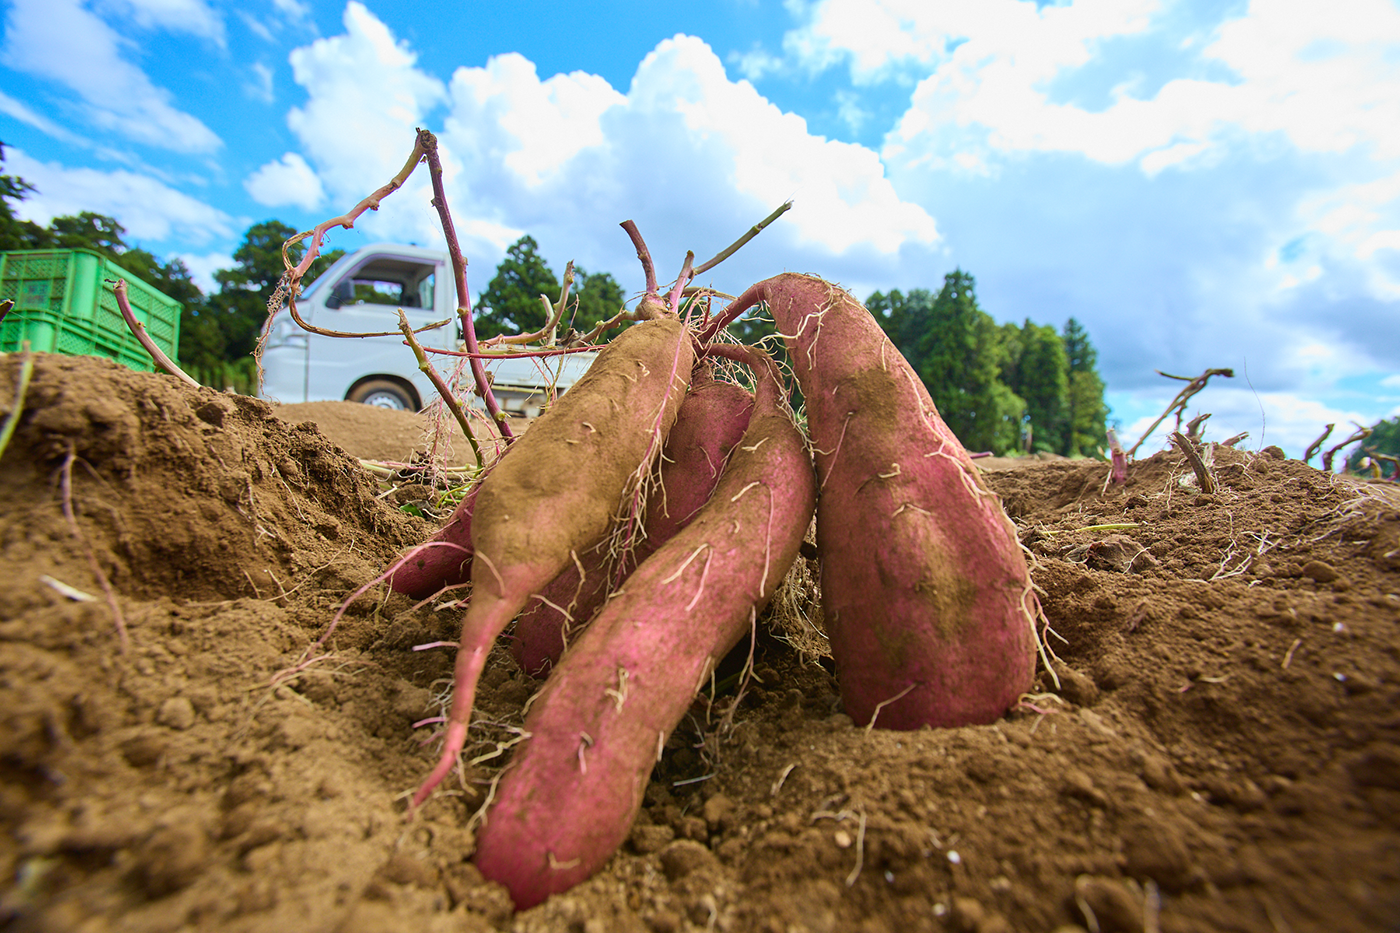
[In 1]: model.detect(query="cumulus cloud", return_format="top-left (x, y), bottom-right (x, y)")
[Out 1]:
top-left (245, 152), bottom-right (324, 210)
top-left (6, 148), bottom-right (235, 244)
top-left (787, 0), bottom-right (1400, 171)
top-left (275, 9), bottom-right (939, 299)
top-left (2, 0), bottom-right (221, 153)
top-left (175, 250), bottom-right (235, 294)
top-left (284, 1), bottom-right (446, 241)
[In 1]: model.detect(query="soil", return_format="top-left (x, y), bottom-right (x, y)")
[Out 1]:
top-left (2, 353), bottom-right (1399, 933)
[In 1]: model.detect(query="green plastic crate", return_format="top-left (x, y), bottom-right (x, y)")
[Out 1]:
top-left (0, 249), bottom-right (182, 372)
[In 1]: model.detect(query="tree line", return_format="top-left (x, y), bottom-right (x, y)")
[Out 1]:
top-left (869, 270), bottom-right (1109, 457)
top-left (5, 146), bottom-right (1120, 456)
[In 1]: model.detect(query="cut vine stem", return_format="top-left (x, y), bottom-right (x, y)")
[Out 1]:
top-left (109, 279), bottom-right (201, 389)
top-left (1127, 368), bottom-right (1235, 457)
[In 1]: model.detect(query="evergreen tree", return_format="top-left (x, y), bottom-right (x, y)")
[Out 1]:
top-left (475, 236), bottom-right (559, 339)
top-left (1003, 319), bottom-right (1069, 453)
top-left (0, 143), bottom-right (52, 252)
top-left (868, 287), bottom-right (935, 363)
top-left (910, 271), bottom-right (1024, 454)
top-left (1062, 317), bottom-right (1109, 457)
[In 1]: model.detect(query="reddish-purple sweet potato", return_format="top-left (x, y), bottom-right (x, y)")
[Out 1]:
top-left (411, 313), bottom-right (695, 808)
top-left (511, 366), bottom-right (754, 676)
top-left (706, 273), bottom-right (1038, 730)
top-left (385, 481), bottom-right (479, 599)
top-left (473, 346), bottom-right (815, 908)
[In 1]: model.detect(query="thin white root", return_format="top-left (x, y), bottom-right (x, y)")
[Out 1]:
top-left (662, 544), bottom-right (710, 584)
top-left (864, 682), bottom-right (919, 734)
top-left (605, 667), bottom-right (630, 712)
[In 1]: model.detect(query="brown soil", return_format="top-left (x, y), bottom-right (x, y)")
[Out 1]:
top-left (2, 353), bottom-right (1399, 933)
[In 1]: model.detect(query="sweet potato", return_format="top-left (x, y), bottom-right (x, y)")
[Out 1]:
top-left (473, 345), bottom-right (814, 908)
top-left (511, 366), bottom-right (754, 676)
top-left (707, 274), bottom-right (1037, 729)
top-left (385, 482), bottom-right (479, 599)
top-left (411, 312), bottom-right (695, 808)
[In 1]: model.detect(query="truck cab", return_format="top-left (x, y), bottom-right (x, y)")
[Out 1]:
top-left (260, 243), bottom-right (595, 414)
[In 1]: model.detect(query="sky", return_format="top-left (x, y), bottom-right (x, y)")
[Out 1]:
top-left (2, 0), bottom-right (1398, 459)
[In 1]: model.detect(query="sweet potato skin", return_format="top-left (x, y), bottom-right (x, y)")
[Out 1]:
top-left (473, 350), bottom-right (814, 908)
top-left (412, 315), bottom-right (695, 808)
top-left (385, 483), bottom-right (478, 599)
top-left (733, 273), bottom-right (1036, 729)
top-left (511, 370), bottom-right (755, 676)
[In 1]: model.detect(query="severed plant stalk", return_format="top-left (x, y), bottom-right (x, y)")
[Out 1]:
top-left (1304, 424), bottom-right (1335, 464)
top-left (692, 200), bottom-right (791, 277)
top-left (1128, 368), bottom-right (1234, 457)
top-left (108, 280), bottom-right (201, 389)
top-left (397, 309), bottom-right (481, 463)
top-left (416, 128), bottom-right (514, 439)
top-left (1172, 431), bottom-right (1217, 494)
top-left (1322, 423), bottom-right (1371, 473)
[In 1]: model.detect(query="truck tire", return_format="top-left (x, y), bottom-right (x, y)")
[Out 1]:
top-left (348, 379), bottom-right (416, 411)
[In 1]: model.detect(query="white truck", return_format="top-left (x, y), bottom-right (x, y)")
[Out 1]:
top-left (260, 242), bottom-right (596, 414)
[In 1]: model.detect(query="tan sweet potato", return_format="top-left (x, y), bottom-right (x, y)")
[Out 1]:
top-left (473, 345), bottom-right (815, 908)
top-left (706, 274), bottom-right (1038, 729)
top-left (411, 312), bottom-right (695, 808)
top-left (511, 365), bottom-right (754, 676)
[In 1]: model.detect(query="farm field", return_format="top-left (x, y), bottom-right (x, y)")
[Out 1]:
top-left (2, 354), bottom-right (1398, 933)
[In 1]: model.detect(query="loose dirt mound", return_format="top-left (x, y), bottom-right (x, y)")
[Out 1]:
top-left (2, 354), bottom-right (1398, 933)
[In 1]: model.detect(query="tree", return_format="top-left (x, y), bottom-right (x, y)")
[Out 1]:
top-left (1002, 319), bottom-right (1069, 453)
top-left (1062, 317), bottom-right (1109, 457)
top-left (475, 236), bottom-right (559, 339)
top-left (871, 277), bottom-right (1025, 454)
top-left (0, 143), bottom-right (52, 252)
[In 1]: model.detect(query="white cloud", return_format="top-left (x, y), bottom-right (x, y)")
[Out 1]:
top-left (274, 11), bottom-right (939, 298)
top-left (248, 62), bottom-right (276, 103)
top-left (244, 152), bottom-right (324, 210)
top-left (2, 0), bottom-right (221, 153)
top-left (100, 0), bottom-right (226, 45)
top-left (175, 250), bottom-right (234, 294)
top-left (284, 1), bottom-right (446, 241)
top-left (0, 90), bottom-right (90, 146)
top-left (6, 148), bottom-right (235, 244)
top-left (783, 0), bottom-right (1400, 174)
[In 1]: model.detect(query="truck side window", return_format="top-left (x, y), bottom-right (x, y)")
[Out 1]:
top-left (326, 257), bottom-right (437, 311)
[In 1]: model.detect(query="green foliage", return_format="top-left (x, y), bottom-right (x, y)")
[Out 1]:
top-left (870, 276), bottom-right (1110, 457)
top-left (1062, 317), bottom-right (1108, 458)
top-left (476, 236), bottom-right (559, 339)
top-left (1348, 417), bottom-right (1400, 478)
top-left (195, 220), bottom-right (343, 364)
top-left (1002, 320), bottom-right (1069, 453)
top-left (569, 267), bottom-right (625, 336)
top-left (475, 235), bottom-right (626, 342)
top-left (871, 272), bottom-right (1024, 454)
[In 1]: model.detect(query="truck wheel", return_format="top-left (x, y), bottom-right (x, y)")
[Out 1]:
top-left (348, 379), bottom-right (415, 410)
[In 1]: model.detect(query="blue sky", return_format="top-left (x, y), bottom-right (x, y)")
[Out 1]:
top-left (3, 0), bottom-right (1399, 458)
